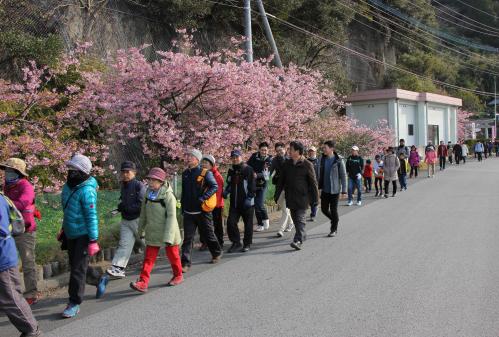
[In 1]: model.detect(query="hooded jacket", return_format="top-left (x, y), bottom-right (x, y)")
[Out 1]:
top-left (181, 166), bottom-right (218, 214)
top-left (318, 153), bottom-right (347, 195)
top-left (3, 178), bottom-right (36, 232)
top-left (119, 178), bottom-right (146, 220)
top-left (61, 176), bottom-right (99, 241)
top-left (383, 154), bottom-right (400, 181)
top-left (409, 150), bottom-right (420, 167)
top-left (247, 152), bottom-right (272, 189)
top-left (226, 163), bottom-right (255, 210)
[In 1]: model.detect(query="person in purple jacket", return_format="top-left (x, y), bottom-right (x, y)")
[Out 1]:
top-left (408, 146), bottom-right (421, 178)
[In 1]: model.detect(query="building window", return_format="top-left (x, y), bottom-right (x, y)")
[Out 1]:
top-left (408, 124), bottom-right (414, 136)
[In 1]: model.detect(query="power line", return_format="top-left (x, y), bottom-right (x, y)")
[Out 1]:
top-left (453, 0), bottom-right (498, 20)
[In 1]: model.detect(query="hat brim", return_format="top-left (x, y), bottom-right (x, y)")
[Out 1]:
top-left (0, 164), bottom-right (28, 177)
top-left (146, 175), bottom-right (165, 182)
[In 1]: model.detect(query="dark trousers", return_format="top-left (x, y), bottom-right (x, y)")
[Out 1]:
top-left (310, 204), bottom-right (318, 218)
top-left (212, 207), bottom-right (224, 247)
top-left (181, 213), bottom-right (221, 267)
top-left (399, 173), bottom-right (407, 189)
top-left (455, 154), bottom-right (461, 165)
top-left (0, 267), bottom-right (39, 335)
top-left (374, 177), bottom-right (383, 194)
top-left (462, 155), bottom-right (466, 164)
top-left (477, 152), bottom-right (483, 161)
top-left (67, 235), bottom-right (90, 305)
top-left (384, 180), bottom-right (397, 196)
top-left (363, 177), bottom-right (372, 192)
top-left (439, 156), bottom-right (446, 169)
top-left (410, 165), bottom-right (418, 177)
top-left (321, 192), bottom-right (339, 233)
top-left (227, 206), bottom-right (254, 247)
top-left (290, 209), bottom-right (306, 243)
top-left (254, 187), bottom-right (269, 225)
top-left (448, 155), bottom-right (453, 164)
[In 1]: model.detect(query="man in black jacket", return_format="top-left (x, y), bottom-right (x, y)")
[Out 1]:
top-left (270, 142), bottom-right (294, 237)
top-left (107, 161), bottom-right (146, 278)
top-left (224, 150), bottom-right (256, 253)
top-left (181, 149), bottom-right (222, 272)
top-left (275, 141), bottom-right (319, 250)
top-left (247, 142), bottom-right (272, 232)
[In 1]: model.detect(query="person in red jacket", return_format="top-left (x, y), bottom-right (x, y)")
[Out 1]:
top-left (0, 158), bottom-right (39, 306)
top-left (201, 155), bottom-right (224, 248)
top-left (363, 159), bottom-right (373, 193)
top-left (437, 141), bottom-right (448, 170)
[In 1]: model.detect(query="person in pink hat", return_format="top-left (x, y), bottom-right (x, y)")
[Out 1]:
top-left (130, 168), bottom-right (183, 293)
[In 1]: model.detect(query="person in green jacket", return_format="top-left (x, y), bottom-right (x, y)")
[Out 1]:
top-left (130, 168), bottom-right (183, 293)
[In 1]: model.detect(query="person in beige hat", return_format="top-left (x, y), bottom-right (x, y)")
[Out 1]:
top-left (0, 158), bottom-right (39, 305)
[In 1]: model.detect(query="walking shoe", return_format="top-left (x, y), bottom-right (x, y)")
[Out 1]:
top-left (356, 201), bottom-right (362, 206)
top-left (199, 243), bottom-right (208, 251)
top-left (96, 275), bottom-right (109, 299)
top-left (227, 243), bottom-right (242, 253)
top-left (254, 225), bottom-right (264, 232)
top-left (182, 265), bottom-right (190, 273)
top-left (347, 201), bottom-right (353, 206)
top-left (284, 223), bottom-right (294, 232)
top-left (290, 241), bottom-right (302, 250)
top-left (384, 194), bottom-right (389, 198)
top-left (276, 230), bottom-right (284, 237)
top-left (241, 245), bottom-right (250, 252)
top-left (106, 265), bottom-right (125, 278)
top-left (25, 296), bottom-right (39, 306)
top-left (211, 253), bottom-right (223, 264)
top-left (328, 231), bottom-right (337, 237)
top-left (130, 279), bottom-right (148, 293)
top-left (307, 216), bottom-right (315, 222)
top-left (375, 192), bottom-right (379, 197)
top-left (263, 219), bottom-right (270, 230)
top-left (167, 275), bottom-right (183, 287)
top-left (62, 303), bottom-right (80, 318)
top-left (392, 193), bottom-right (396, 197)
top-left (20, 326), bottom-right (42, 337)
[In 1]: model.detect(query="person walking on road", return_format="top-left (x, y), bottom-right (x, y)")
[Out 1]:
top-left (275, 141), bottom-right (319, 250)
top-left (474, 141), bottom-right (484, 162)
top-left (247, 142), bottom-right (272, 232)
top-left (487, 140), bottom-right (494, 158)
top-left (373, 155), bottom-right (384, 197)
top-left (106, 161), bottom-right (146, 279)
top-left (0, 158), bottom-right (39, 306)
top-left (363, 159), bottom-right (373, 193)
top-left (201, 155), bottom-right (225, 248)
top-left (318, 140), bottom-right (347, 237)
top-left (383, 147), bottom-right (400, 198)
top-left (461, 141), bottom-right (469, 164)
top-left (180, 149), bottom-right (222, 272)
top-left (60, 155), bottom-right (103, 318)
top-left (438, 141), bottom-right (448, 170)
top-left (453, 143), bottom-right (463, 165)
top-left (0, 192), bottom-right (43, 337)
top-left (307, 146), bottom-right (320, 221)
top-left (425, 143), bottom-right (437, 178)
top-left (130, 168), bottom-right (183, 293)
top-left (408, 146), bottom-right (420, 178)
top-left (447, 141), bottom-right (454, 165)
top-left (270, 143), bottom-right (294, 236)
top-left (346, 146), bottom-right (364, 206)
top-left (224, 150), bottom-right (256, 252)
top-left (398, 153), bottom-right (409, 191)
top-left (396, 139), bottom-right (410, 158)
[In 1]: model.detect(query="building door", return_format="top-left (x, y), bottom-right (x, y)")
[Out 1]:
top-left (428, 125), bottom-right (439, 145)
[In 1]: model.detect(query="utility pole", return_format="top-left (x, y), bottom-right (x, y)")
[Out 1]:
top-left (255, 0), bottom-right (283, 68)
top-left (244, 0), bottom-right (253, 63)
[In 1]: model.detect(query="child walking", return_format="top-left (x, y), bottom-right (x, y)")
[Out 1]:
top-left (373, 155), bottom-right (384, 197)
top-left (425, 143), bottom-right (437, 178)
top-left (363, 159), bottom-right (373, 193)
top-left (130, 168), bottom-right (183, 293)
top-left (408, 146), bottom-right (420, 178)
top-left (398, 153), bottom-right (409, 191)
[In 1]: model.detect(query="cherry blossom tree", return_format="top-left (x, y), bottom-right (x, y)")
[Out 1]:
top-left (457, 108), bottom-right (473, 141)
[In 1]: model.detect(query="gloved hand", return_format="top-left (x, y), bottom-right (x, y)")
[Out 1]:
top-left (243, 197), bottom-right (253, 209)
top-left (56, 229), bottom-right (64, 242)
top-left (88, 241), bottom-right (100, 256)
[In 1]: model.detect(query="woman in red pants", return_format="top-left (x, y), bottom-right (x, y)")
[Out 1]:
top-left (130, 168), bottom-right (183, 292)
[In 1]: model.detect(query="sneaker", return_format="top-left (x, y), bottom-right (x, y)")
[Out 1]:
top-left (254, 225), bottom-right (264, 232)
top-left (106, 265), bottom-right (125, 279)
top-left (25, 296), bottom-right (39, 306)
top-left (347, 201), bottom-right (353, 206)
top-left (130, 279), bottom-right (148, 293)
top-left (276, 230), bottom-right (284, 237)
top-left (307, 217), bottom-right (315, 222)
top-left (227, 243), bottom-right (242, 253)
top-left (62, 303), bottom-right (80, 318)
top-left (211, 254), bottom-right (223, 264)
top-left (284, 223), bottom-right (294, 232)
top-left (182, 265), bottom-right (190, 273)
top-left (328, 231), bottom-right (337, 237)
top-left (96, 275), bottom-right (109, 299)
top-left (263, 219), bottom-right (270, 230)
top-left (392, 193), bottom-right (396, 197)
top-left (167, 275), bottom-right (183, 287)
top-left (375, 192), bottom-right (379, 197)
top-left (241, 245), bottom-right (250, 252)
top-left (384, 194), bottom-right (389, 198)
top-left (290, 241), bottom-right (302, 250)
top-left (356, 201), bottom-right (362, 206)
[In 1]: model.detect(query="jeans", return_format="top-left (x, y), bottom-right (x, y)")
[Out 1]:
top-left (111, 218), bottom-right (139, 269)
top-left (227, 206), bottom-right (254, 247)
top-left (410, 165), bottom-right (418, 178)
top-left (0, 267), bottom-right (39, 335)
top-left (384, 180), bottom-right (397, 196)
top-left (14, 231), bottom-right (38, 298)
top-left (399, 173), bottom-right (407, 189)
top-left (348, 177), bottom-right (362, 202)
top-left (277, 192), bottom-right (293, 231)
top-left (254, 186), bottom-right (269, 226)
top-left (181, 213), bottom-right (222, 267)
top-left (321, 192), bottom-right (339, 233)
top-left (139, 245), bottom-right (182, 285)
top-left (439, 156), bottom-right (446, 169)
top-left (290, 209), bottom-right (306, 243)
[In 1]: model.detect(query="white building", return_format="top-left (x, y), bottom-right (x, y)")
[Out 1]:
top-left (345, 89), bottom-right (462, 147)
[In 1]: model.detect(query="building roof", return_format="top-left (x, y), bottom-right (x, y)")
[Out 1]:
top-left (345, 88), bottom-right (462, 106)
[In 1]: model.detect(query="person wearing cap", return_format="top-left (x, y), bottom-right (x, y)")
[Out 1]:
top-left (270, 143), bottom-right (294, 237)
top-left (180, 149), bottom-right (222, 272)
top-left (306, 146), bottom-right (320, 221)
top-left (60, 154), bottom-right (101, 318)
top-left (0, 158), bottom-right (39, 305)
top-left (224, 150), bottom-right (256, 253)
top-left (106, 161), bottom-right (146, 279)
top-left (247, 142), bottom-right (272, 232)
top-left (201, 155), bottom-right (225, 248)
top-left (318, 140), bottom-right (347, 238)
top-left (383, 147), bottom-right (400, 197)
top-left (275, 141), bottom-right (319, 251)
top-left (130, 168), bottom-right (183, 292)
top-left (345, 145), bottom-right (364, 206)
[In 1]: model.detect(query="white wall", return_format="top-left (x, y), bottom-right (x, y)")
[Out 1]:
top-left (427, 104), bottom-right (446, 142)
top-left (347, 102), bottom-right (389, 127)
top-left (397, 101), bottom-right (417, 146)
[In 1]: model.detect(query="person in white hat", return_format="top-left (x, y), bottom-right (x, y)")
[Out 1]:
top-left (345, 145), bottom-right (364, 206)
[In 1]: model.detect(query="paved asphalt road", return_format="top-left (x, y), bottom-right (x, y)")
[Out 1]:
top-left (2, 158), bottom-right (499, 337)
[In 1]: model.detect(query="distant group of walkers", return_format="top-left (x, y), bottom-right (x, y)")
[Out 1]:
top-left (0, 136), bottom-right (491, 336)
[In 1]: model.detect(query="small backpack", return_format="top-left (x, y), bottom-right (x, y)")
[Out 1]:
top-left (0, 192), bottom-right (25, 236)
top-left (197, 169), bottom-right (217, 212)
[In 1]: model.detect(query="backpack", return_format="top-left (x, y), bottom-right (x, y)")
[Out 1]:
top-left (197, 169), bottom-right (217, 212)
top-left (0, 192), bottom-right (25, 237)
